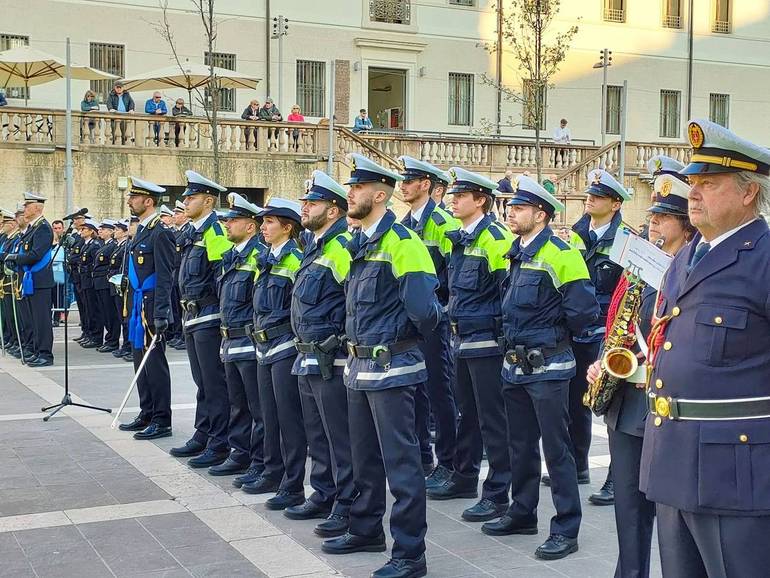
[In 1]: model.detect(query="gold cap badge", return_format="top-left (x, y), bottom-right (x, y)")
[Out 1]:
top-left (660, 179), bottom-right (673, 197)
top-left (688, 122), bottom-right (705, 149)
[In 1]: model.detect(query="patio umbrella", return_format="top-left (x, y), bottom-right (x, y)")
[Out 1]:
top-left (0, 45), bottom-right (117, 105)
top-left (120, 63), bottom-right (260, 92)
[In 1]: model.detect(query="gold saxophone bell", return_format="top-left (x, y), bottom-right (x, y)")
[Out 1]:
top-left (602, 347), bottom-right (639, 380)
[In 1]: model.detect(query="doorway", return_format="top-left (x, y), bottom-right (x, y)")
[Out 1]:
top-left (367, 67), bottom-right (407, 130)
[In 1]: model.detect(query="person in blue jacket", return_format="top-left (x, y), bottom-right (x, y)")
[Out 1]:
top-left (321, 154), bottom-right (441, 578)
top-left (249, 198), bottom-right (307, 509)
top-left (287, 171), bottom-right (356, 538)
top-left (482, 177), bottom-right (599, 562)
top-left (640, 119), bottom-right (770, 577)
top-left (144, 91), bottom-right (168, 145)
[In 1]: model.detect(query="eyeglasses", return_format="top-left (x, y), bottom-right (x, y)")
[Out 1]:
top-left (176, 102), bottom-right (184, 105)
top-left (154, 96), bottom-right (161, 99)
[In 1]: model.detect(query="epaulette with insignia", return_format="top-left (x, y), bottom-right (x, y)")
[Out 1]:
top-left (334, 234), bottom-right (350, 248)
top-left (211, 221), bottom-right (224, 236)
top-left (391, 223), bottom-right (411, 240)
top-left (487, 223), bottom-right (505, 241)
top-left (549, 236), bottom-right (571, 251)
top-left (431, 211), bottom-right (447, 226)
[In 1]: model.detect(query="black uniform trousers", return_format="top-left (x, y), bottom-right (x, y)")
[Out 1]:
top-left (224, 358), bottom-right (264, 469)
top-left (567, 341), bottom-right (601, 473)
top-left (185, 326), bottom-right (230, 453)
top-left (502, 378), bottom-right (581, 538)
top-left (257, 356), bottom-right (306, 494)
top-left (27, 289), bottom-right (53, 361)
top-left (113, 294), bottom-right (129, 351)
top-left (73, 282), bottom-right (86, 337)
top-left (169, 281), bottom-right (183, 341)
top-left (299, 374), bottom-right (356, 516)
top-left (348, 384), bottom-right (427, 561)
top-left (18, 295), bottom-right (34, 353)
top-left (657, 503), bottom-right (770, 578)
top-left (414, 319), bottom-right (457, 469)
top-left (608, 428), bottom-right (654, 578)
top-left (97, 288), bottom-right (120, 347)
top-left (452, 355), bottom-right (511, 502)
top-left (83, 287), bottom-right (104, 344)
top-left (254, 357), bottom-right (285, 484)
top-left (0, 292), bottom-right (12, 348)
top-left (133, 338), bottom-right (171, 426)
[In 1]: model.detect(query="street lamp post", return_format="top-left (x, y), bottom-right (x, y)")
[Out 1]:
top-left (272, 15), bottom-right (289, 110)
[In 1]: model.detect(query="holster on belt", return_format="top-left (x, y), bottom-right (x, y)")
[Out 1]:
top-left (315, 335), bottom-right (340, 381)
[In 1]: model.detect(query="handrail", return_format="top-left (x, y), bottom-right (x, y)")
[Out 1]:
top-left (335, 125), bottom-right (402, 169)
top-left (554, 140), bottom-right (621, 186)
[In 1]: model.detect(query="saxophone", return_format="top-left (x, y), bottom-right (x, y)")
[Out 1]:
top-left (583, 277), bottom-right (645, 417)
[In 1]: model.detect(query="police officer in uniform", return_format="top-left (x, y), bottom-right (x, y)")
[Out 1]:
top-left (170, 171), bottom-right (233, 468)
top-left (216, 193), bottom-right (267, 484)
top-left (7, 193), bottom-right (55, 366)
top-left (640, 119), bottom-right (770, 576)
top-left (428, 168), bottom-right (515, 524)
top-left (109, 219), bottom-right (132, 359)
top-left (321, 154), bottom-right (440, 578)
top-left (0, 210), bottom-right (17, 350)
top-left (93, 220), bottom-right (120, 353)
top-left (289, 171), bottom-right (356, 536)
top-left (119, 177), bottom-right (175, 439)
top-left (77, 218), bottom-right (104, 349)
top-left (482, 177), bottom-right (599, 561)
top-left (168, 200), bottom-right (189, 350)
top-left (588, 156), bottom-right (692, 578)
top-left (2, 207), bottom-right (23, 357)
top-left (548, 169), bottom-right (630, 506)
top-left (398, 156), bottom-right (459, 485)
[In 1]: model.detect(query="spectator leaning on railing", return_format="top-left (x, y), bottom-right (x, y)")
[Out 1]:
top-left (80, 90), bottom-right (100, 143)
top-left (352, 108), bottom-right (373, 133)
top-left (259, 97), bottom-right (282, 144)
top-left (106, 82), bottom-right (135, 145)
top-left (287, 104), bottom-right (304, 151)
top-left (241, 99), bottom-right (261, 150)
top-left (0, 91), bottom-right (7, 107)
top-left (145, 92), bottom-right (168, 145)
top-left (171, 98), bottom-right (192, 147)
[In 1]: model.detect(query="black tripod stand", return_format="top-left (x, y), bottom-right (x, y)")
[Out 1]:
top-left (42, 221), bottom-right (111, 421)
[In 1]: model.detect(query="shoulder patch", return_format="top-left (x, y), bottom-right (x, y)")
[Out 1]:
top-left (334, 234), bottom-right (350, 248)
top-left (147, 216), bottom-right (160, 229)
top-left (391, 223), bottom-right (412, 240)
top-left (211, 221), bottom-right (224, 236)
top-left (549, 235), bottom-right (571, 251)
top-left (430, 211), bottom-right (447, 226)
top-left (487, 224), bottom-right (505, 241)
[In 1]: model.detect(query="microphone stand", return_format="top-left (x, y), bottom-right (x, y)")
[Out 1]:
top-left (42, 221), bottom-right (112, 421)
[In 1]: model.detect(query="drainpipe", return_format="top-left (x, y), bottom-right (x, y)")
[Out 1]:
top-left (266, 0), bottom-right (271, 98)
top-left (686, 0), bottom-right (694, 121)
top-left (495, 1), bottom-right (503, 135)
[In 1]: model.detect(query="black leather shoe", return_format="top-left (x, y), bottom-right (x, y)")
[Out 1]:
top-left (133, 423), bottom-right (172, 440)
top-left (188, 449), bottom-right (230, 469)
top-left (122, 351), bottom-right (134, 362)
top-left (371, 555), bottom-right (427, 578)
top-left (588, 479), bottom-right (615, 506)
top-left (169, 439), bottom-right (205, 457)
top-left (462, 498), bottom-right (508, 522)
top-left (422, 462), bottom-right (434, 476)
top-left (321, 532), bottom-right (386, 555)
top-left (241, 475), bottom-right (281, 495)
top-left (425, 465), bottom-right (453, 490)
top-left (481, 514), bottom-right (538, 536)
top-left (171, 341), bottom-right (187, 350)
top-left (426, 478), bottom-right (478, 501)
top-left (314, 514), bottom-right (349, 538)
top-left (542, 470), bottom-right (590, 486)
top-left (232, 466), bottom-right (263, 488)
top-left (284, 499), bottom-right (332, 520)
top-left (534, 534), bottom-right (578, 560)
top-left (113, 348), bottom-right (130, 358)
top-left (97, 344), bottom-right (118, 353)
top-left (81, 340), bottom-right (103, 349)
top-left (265, 490), bottom-right (305, 511)
top-left (208, 457), bottom-right (249, 476)
top-left (27, 357), bottom-right (53, 367)
top-left (119, 416), bottom-right (149, 432)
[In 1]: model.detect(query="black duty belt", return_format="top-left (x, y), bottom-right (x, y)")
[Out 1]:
top-left (347, 338), bottom-right (419, 360)
top-left (450, 318), bottom-right (500, 337)
top-left (221, 325), bottom-right (252, 339)
top-left (504, 339), bottom-right (570, 365)
top-left (648, 393), bottom-right (770, 421)
top-left (180, 295), bottom-right (218, 313)
top-left (295, 341), bottom-right (317, 354)
top-left (251, 322), bottom-right (293, 343)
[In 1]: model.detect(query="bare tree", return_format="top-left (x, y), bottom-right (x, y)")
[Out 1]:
top-left (152, 0), bottom-right (221, 181)
top-left (482, 0), bottom-right (578, 182)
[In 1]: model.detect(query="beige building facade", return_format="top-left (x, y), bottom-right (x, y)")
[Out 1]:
top-left (3, 0), bottom-right (770, 145)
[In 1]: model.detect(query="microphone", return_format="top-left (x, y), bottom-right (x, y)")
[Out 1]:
top-left (63, 207), bottom-right (88, 220)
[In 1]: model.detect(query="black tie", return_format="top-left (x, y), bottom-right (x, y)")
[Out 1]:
top-left (409, 216), bottom-right (418, 230)
top-left (689, 242), bottom-right (711, 272)
top-left (589, 230), bottom-right (598, 245)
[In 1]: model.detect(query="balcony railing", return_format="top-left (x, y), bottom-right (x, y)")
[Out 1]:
top-left (663, 14), bottom-right (681, 28)
top-left (603, 8), bottom-right (625, 23)
top-left (712, 19), bottom-right (730, 33)
top-left (369, 0), bottom-right (411, 25)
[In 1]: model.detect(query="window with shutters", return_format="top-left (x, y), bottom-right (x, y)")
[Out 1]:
top-left (606, 85), bottom-right (623, 135)
top-left (296, 60), bottom-right (325, 117)
top-left (369, 0), bottom-right (411, 24)
top-left (449, 0), bottom-right (475, 6)
top-left (659, 90), bottom-right (681, 138)
top-left (663, 0), bottom-right (682, 28)
top-left (448, 73), bottom-right (473, 126)
top-left (709, 93), bottom-right (730, 128)
top-left (1, 34), bottom-right (30, 100)
top-left (522, 79), bottom-right (547, 130)
top-left (712, 0), bottom-right (730, 33)
top-left (90, 43), bottom-right (124, 103)
top-left (204, 52), bottom-right (236, 112)
top-left (603, 0), bottom-right (625, 23)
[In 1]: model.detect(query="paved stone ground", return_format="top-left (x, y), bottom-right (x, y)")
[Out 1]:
top-left (0, 324), bottom-right (663, 578)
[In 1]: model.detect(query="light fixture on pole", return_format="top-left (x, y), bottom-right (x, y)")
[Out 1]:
top-left (272, 15), bottom-right (289, 111)
top-left (593, 48), bottom-right (612, 146)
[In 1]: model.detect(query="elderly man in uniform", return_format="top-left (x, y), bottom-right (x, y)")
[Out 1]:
top-left (170, 171), bottom-right (234, 469)
top-left (321, 154), bottom-right (441, 578)
top-left (398, 155), bottom-right (459, 487)
top-left (0, 210), bottom-right (18, 351)
top-left (640, 119), bottom-right (770, 577)
top-left (7, 193), bottom-right (55, 366)
top-left (119, 177), bottom-right (175, 439)
top-left (5, 205), bottom-right (29, 360)
top-left (484, 177), bottom-right (600, 561)
top-left (93, 220), bottom-right (120, 353)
